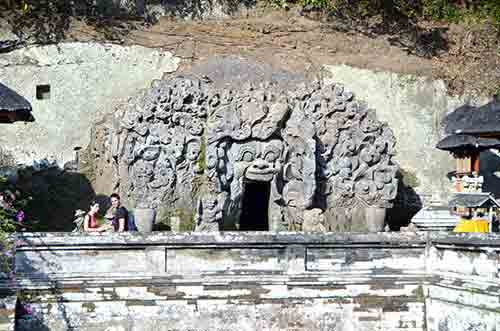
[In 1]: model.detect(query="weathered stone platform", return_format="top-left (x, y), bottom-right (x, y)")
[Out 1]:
top-left (2, 232), bottom-right (500, 330)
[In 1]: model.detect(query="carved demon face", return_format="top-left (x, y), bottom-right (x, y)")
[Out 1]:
top-left (228, 139), bottom-right (284, 182)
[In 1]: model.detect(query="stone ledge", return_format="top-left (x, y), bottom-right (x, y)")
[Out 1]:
top-left (15, 231), bottom-right (500, 248)
top-left (16, 231), bottom-right (435, 247)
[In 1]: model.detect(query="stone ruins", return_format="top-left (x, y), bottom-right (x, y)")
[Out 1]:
top-left (94, 72), bottom-right (398, 232)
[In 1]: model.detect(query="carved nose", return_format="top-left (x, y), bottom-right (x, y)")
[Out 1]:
top-left (253, 159), bottom-right (268, 170)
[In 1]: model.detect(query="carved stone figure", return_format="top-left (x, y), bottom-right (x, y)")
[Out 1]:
top-left (92, 69), bottom-right (398, 232)
top-left (302, 209), bottom-right (327, 232)
top-left (194, 193), bottom-right (223, 232)
top-left (72, 210), bottom-right (86, 233)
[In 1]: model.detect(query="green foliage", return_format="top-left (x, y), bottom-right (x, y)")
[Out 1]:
top-left (0, 230), bottom-right (13, 276)
top-left (421, 0), bottom-right (500, 25)
top-left (0, 177), bottom-right (33, 231)
top-left (0, 151), bottom-right (36, 232)
top-left (14, 167), bottom-right (94, 232)
top-left (0, 147), bottom-right (18, 276)
top-left (266, 0), bottom-right (500, 25)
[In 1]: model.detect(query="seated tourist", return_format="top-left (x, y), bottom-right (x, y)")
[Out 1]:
top-left (107, 193), bottom-right (129, 232)
top-left (83, 201), bottom-right (110, 233)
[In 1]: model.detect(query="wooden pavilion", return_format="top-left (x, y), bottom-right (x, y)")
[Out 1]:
top-left (436, 97), bottom-right (500, 231)
top-left (438, 97), bottom-right (500, 193)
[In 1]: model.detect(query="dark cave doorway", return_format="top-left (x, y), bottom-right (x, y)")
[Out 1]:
top-left (239, 180), bottom-right (270, 231)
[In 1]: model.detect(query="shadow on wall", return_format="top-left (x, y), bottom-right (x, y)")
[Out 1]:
top-left (14, 167), bottom-right (96, 232)
top-left (14, 236), bottom-right (75, 331)
top-left (386, 169), bottom-right (423, 230)
top-left (480, 150), bottom-right (500, 198)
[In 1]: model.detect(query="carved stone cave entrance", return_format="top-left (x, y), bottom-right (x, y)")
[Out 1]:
top-left (239, 180), bottom-right (270, 231)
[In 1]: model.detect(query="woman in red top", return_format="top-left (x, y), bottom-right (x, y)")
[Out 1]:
top-left (84, 201), bottom-right (108, 233)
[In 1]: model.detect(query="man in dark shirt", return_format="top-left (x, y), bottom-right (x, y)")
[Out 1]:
top-left (109, 193), bottom-right (128, 232)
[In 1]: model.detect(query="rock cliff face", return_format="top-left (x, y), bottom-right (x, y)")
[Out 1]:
top-left (92, 59), bottom-right (398, 232)
top-left (0, 42), bottom-right (180, 165)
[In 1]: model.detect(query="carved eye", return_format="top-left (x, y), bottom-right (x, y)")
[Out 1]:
top-left (265, 151), bottom-right (277, 163)
top-left (242, 151), bottom-right (254, 162)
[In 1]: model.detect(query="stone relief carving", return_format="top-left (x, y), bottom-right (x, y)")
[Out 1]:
top-left (94, 74), bottom-right (398, 232)
top-left (194, 186), bottom-right (224, 232)
top-left (302, 209), bottom-right (327, 232)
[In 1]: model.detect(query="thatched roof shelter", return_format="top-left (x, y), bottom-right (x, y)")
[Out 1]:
top-left (436, 134), bottom-right (500, 151)
top-left (443, 98), bottom-right (500, 135)
top-left (0, 82), bottom-right (34, 123)
top-left (448, 192), bottom-right (500, 209)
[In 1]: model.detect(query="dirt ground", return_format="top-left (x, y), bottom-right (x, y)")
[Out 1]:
top-left (60, 8), bottom-right (499, 98)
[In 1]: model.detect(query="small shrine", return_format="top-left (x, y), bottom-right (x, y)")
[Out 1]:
top-left (436, 134), bottom-right (500, 194)
top-left (435, 97), bottom-right (500, 231)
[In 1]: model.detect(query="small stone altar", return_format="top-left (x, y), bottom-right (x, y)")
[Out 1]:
top-left (94, 60), bottom-right (399, 232)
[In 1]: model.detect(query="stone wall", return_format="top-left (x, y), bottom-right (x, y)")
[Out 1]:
top-left (4, 232), bottom-right (500, 331)
top-left (0, 42), bottom-right (179, 165)
top-left (426, 235), bottom-right (500, 330)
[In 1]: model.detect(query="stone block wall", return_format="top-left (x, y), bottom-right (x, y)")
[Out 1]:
top-left (426, 235), bottom-right (500, 330)
top-left (3, 232), bottom-right (499, 330)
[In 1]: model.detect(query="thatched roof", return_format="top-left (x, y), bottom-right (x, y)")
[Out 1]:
top-left (443, 98), bottom-right (500, 135)
top-left (0, 82), bottom-right (33, 123)
top-left (436, 134), bottom-right (500, 151)
top-left (448, 192), bottom-right (500, 208)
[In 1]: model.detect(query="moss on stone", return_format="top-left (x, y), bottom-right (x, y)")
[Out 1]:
top-left (400, 168), bottom-right (420, 188)
top-left (175, 208), bottom-right (196, 232)
top-left (155, 205), bottom-right (172, 228)
top-left (355, 295), bottom-right (412, 311)
top-left (356, 295), bottom-right (387, 307)
top-left (125, 300), bottom-right (157, 306)
top-left (191, 174), bottom-right (207, 200)
top-left (412, 285), bottom-right (425, 302)
top-left (155, 207), bottom-right (195, 232)
top-left (82, 302), bottom-right (96, 312)
top-left (197, 134), bottom-right (207, 173)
